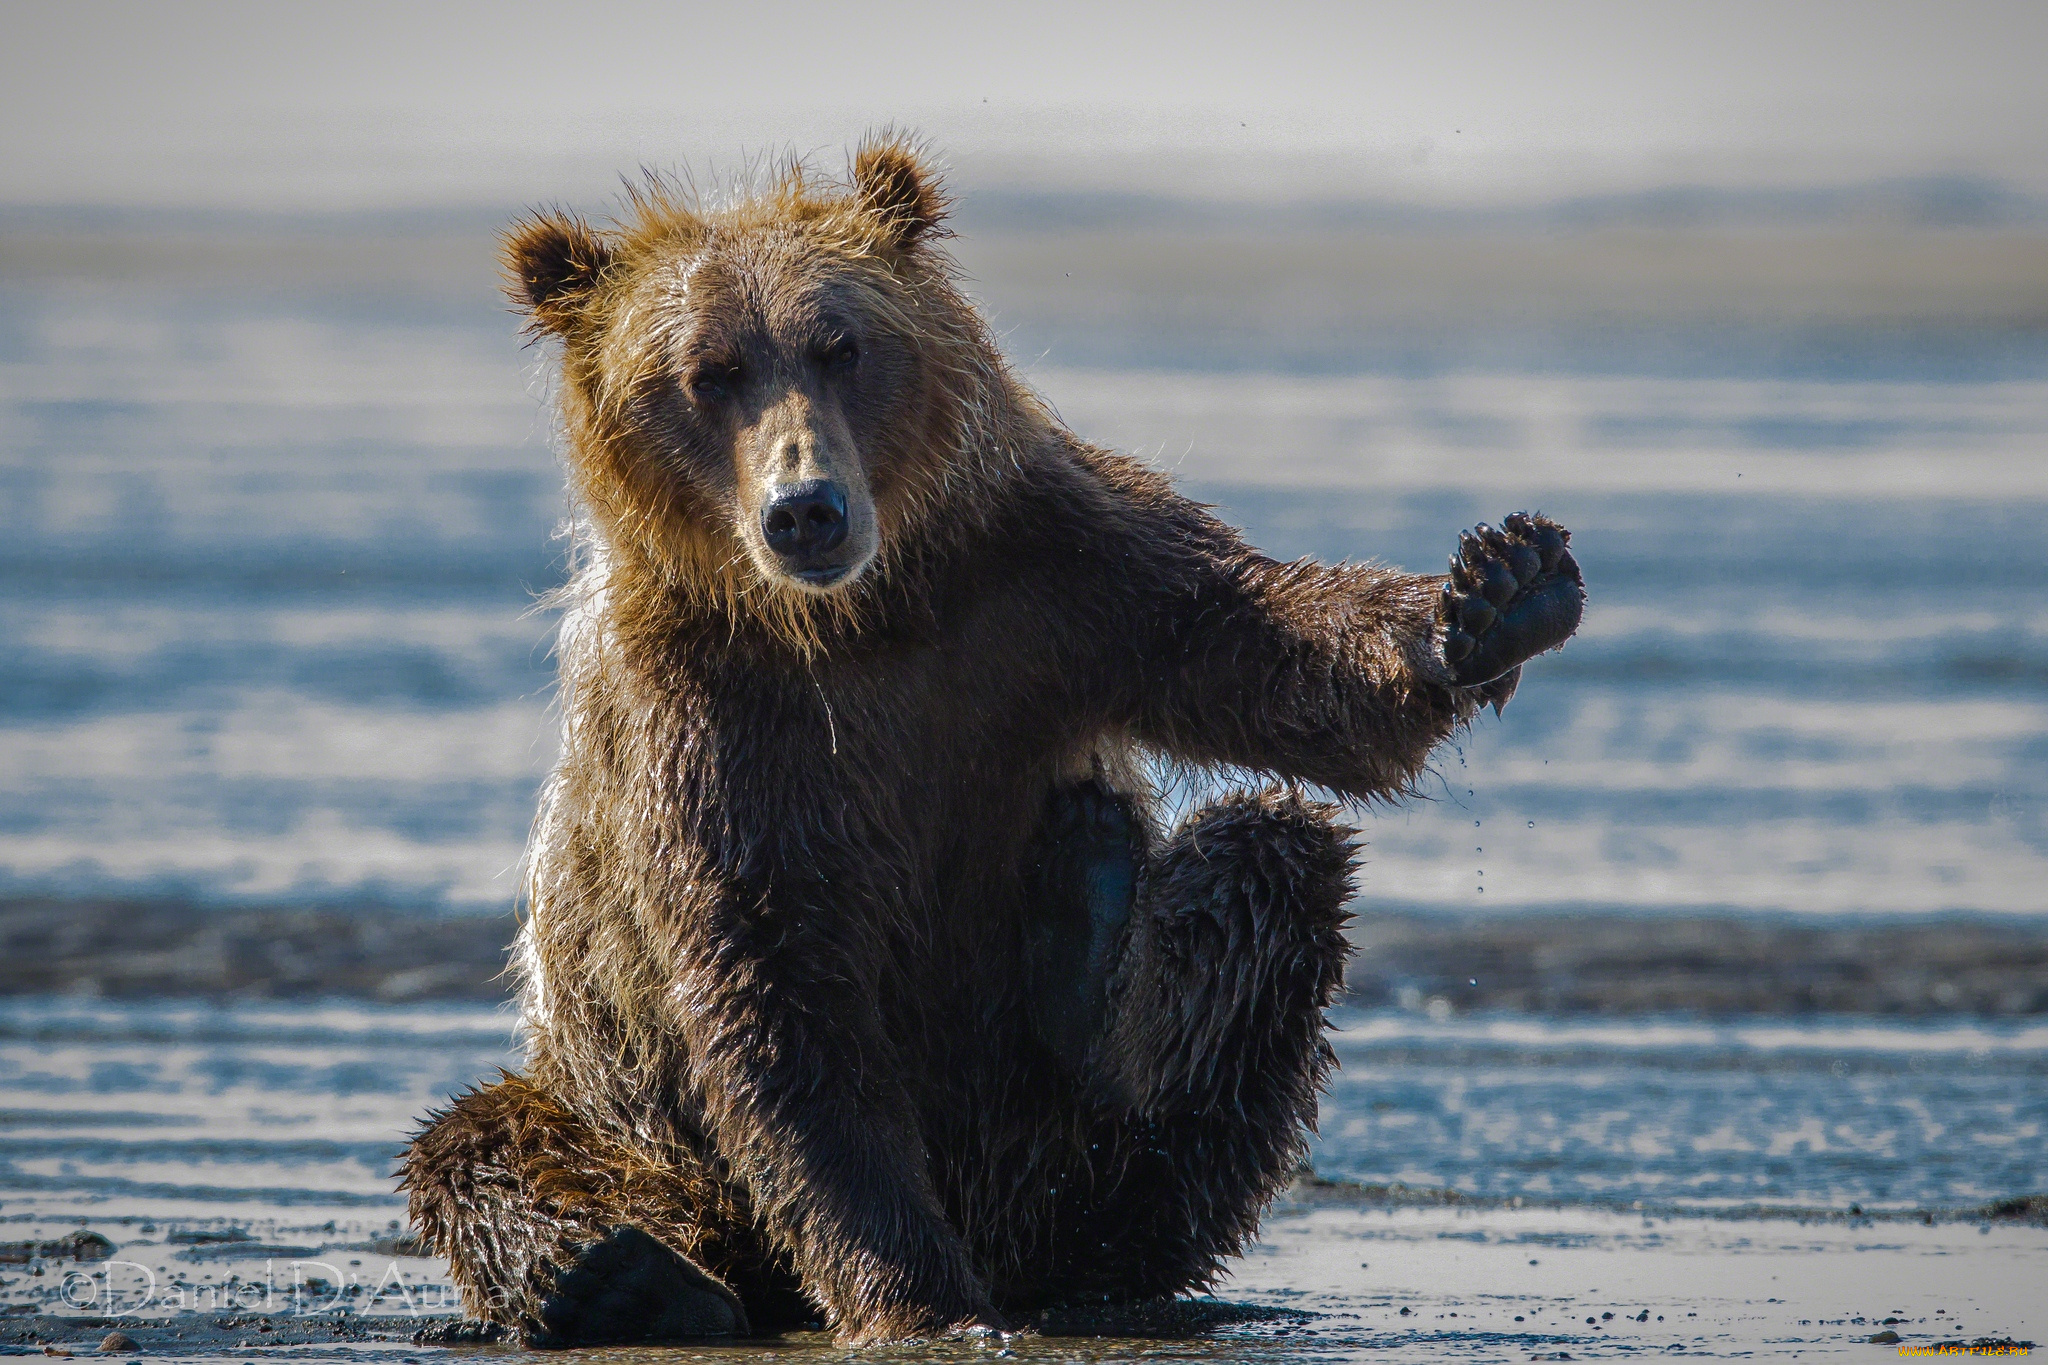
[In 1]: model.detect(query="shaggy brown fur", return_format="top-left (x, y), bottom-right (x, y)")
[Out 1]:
top-left (399, 135), bottom-right (1583, 1347)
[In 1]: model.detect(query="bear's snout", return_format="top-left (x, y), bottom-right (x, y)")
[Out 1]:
top-left (761, 479), bottom-right (850, 578)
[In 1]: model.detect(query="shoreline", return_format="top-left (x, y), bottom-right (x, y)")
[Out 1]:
top-left (1277, 1175), bottom-right (2048, 1228)
top-left (6, 898), bottom-right (2045, 1015)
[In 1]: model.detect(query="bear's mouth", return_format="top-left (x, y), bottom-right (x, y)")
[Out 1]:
top-left (791, 564), bottom-right (854, 589)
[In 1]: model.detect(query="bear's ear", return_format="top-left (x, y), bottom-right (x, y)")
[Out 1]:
top-left (502, 211), bottom-right (615, 334)
top-left (851, 136), bottom-right (950, 249)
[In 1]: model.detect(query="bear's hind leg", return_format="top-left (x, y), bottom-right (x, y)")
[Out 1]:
top-left (1070, 789), bottom-right (1355, 1300)
top-left (400, 1074), bottom-right (798, 1345)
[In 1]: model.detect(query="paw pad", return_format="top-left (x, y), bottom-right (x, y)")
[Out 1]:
top-left (1439, 512), bottom-right (1584, 687)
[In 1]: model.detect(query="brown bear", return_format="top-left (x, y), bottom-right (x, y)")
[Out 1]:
top-left (399, 135), bottom-right (1583, 1347)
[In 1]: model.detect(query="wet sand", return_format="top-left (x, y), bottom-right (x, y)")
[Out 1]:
top-left (2, 1193), bottom-right (2040, 1363)
top-left (0, 998), bottom-right (2039, 1362)
top-left (6, 899), bottom-right (2044, 1016)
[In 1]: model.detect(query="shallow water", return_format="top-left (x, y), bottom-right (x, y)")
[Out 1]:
top-left (3, 222), bottom-right (2046, 916)
top-left (1312, 1010), bottom-right (2048, 1210)
top-left (1, 1000), bottom-right (2041, 1360)
top-left (1, 1000), bottom-right (2038, 1232)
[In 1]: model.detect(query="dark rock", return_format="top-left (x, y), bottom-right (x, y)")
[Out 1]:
top-left (1981, 1195), bottom-right (2048, 1226)
top-left (0, 1233), bottom-right (115, 1264)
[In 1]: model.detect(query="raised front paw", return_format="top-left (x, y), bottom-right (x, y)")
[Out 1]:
top-left (527, 1226), bottom-right (747, 1348)
top-left (1438, 512), bottom-right (1585, 688)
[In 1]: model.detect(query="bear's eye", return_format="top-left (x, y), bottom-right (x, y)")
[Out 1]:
top-left (689, 362), bottom-right (742, 403)
top-left (823, 338), bottom-right (859, 372)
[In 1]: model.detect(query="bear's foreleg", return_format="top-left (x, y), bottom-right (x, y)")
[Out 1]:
top-left (400, 1073), bottom-right (798, 1345)
top-left (1127, 512), bottom-right (1580, 804)
top-left (1069, 789), bottom-right (1355, 1299)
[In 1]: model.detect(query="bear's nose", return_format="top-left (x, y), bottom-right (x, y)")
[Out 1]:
top-left (761, 480), bottom-right (849, 561)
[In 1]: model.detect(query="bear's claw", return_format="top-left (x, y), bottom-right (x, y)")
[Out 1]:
top-left (1439, 512), bottom-right (1584, 689)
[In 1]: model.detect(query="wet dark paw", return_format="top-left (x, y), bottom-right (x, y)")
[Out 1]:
top-left (526, 1227), bottom-right (747, 1348)
top-left (1438, 512), bottom-right (1585, 689)
top-left (1025, 780), bottom-right (1141, 1072)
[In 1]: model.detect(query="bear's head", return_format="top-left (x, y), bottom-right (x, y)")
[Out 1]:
top-left (506, 136), bottom-right (1029, 640)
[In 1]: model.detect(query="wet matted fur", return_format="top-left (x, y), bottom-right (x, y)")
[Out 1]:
top-left (399, 135), bottom-right (1582, 1346)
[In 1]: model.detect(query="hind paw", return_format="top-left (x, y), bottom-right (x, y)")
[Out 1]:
top-left (1438, 512), bottom-right (1585, 689)
top-left (526, 1227), bottom-right (747, 1348)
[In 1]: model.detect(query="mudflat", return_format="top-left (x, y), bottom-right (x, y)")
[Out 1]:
top-left (5, 899), bottom-right (2045, 1015)
top-left (0, 999), bottom-right (2041, 1361)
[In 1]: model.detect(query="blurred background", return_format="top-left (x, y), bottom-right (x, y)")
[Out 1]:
top-left (0, 0), bottom-right (2043, 1318)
